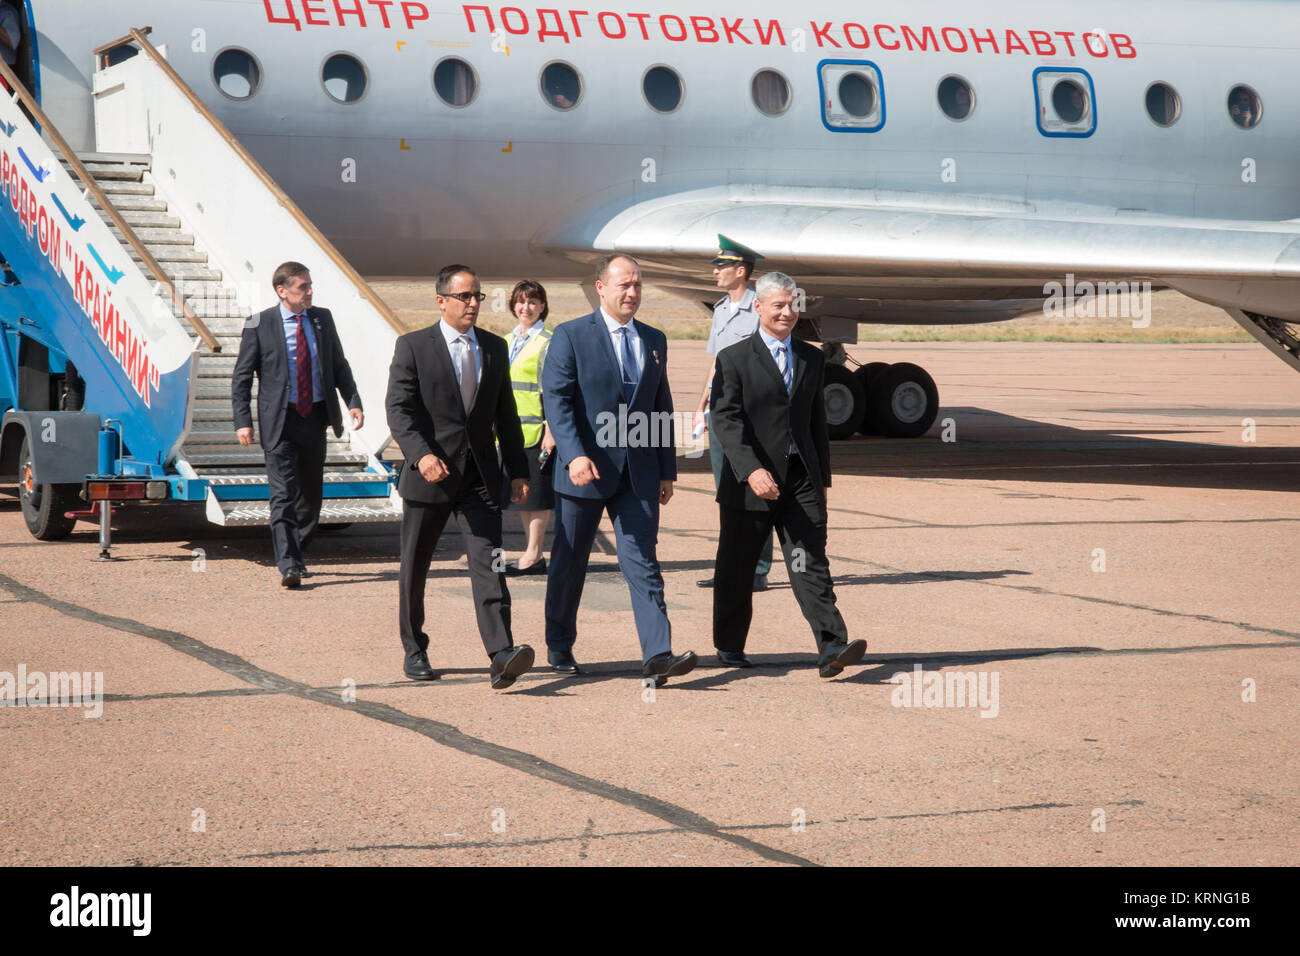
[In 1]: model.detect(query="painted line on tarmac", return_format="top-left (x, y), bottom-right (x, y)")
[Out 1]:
top-left (0, 570), bottom-right (816, 868)
top-left (150, 799), bottom-right (1126, 865)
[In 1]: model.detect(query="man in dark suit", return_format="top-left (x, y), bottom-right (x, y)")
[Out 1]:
top-left (385, 264), bottom-right (535, 690)
top-left (232, 261), bottom-right (363, 589)
top-left (709, 271), bottom-right (867, 678)
top-left (541, 254), bottom-right (698, 686)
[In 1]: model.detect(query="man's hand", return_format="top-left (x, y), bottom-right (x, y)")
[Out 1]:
top-left (693, 409), bottom-right (707, 434)
top-left (568, 456), bottom-right (600, 486)
top-left (541, 425), bottom-right (556, 455)
top-left (236, 427), bottom-right (254, 447)
top-left (510, 478), bottom-right (529, 504)
top-left (349, 408), bottom-right (364, 429)
top-left (659, 480), bottom-right (674, 505)
top-left (417, 454), bottom-right (449, 483)
top-left (746, 468), bottom-right (780, 500)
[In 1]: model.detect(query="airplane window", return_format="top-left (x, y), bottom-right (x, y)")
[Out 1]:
top-left (938, 75), bottom-right (974, 120)
top-left (752, 69), bottom-right (791, 116)
top-left (1051, 79), bottom-right (1088, 124)
top-left (213, 48), bottom-right (262, 101)
top-left (541, 62), bottom-right (582, 110)
top-left (322, 53), bottom-right (367, 104)
top-left (643, 66), bottom-right (683, 113)
top-left (433, 58), bottom-right (478, 107)
top-left (838, 73), bottom-right (876, 118)
top-left (1228, 85), bottom-right (1262, 129)
top-left (1145, 82), bottom-right (1180, 127)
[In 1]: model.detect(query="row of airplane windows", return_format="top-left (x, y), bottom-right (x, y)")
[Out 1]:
top-left (116, 44), bottom-right (1264, 132)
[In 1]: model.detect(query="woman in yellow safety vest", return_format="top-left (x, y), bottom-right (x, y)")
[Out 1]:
top-left (503, 280), bottom-right (556, 575)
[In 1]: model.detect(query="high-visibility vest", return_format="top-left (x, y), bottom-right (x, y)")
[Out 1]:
top-left (508, 325), bottom-right (551, 446)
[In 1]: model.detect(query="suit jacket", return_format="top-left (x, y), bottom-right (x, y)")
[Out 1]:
top-left (541, 310), bottom-right (676, 501)
top-left (385, 323), bottom-right (529, 507)
top-left (231, 305), bottom-right (362, 449)
top-left (710, 332), bottom-right (832, 511)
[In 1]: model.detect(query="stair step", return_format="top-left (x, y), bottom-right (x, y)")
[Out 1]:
top-left (93, 195), bottom-right (168, 213)
top-left (159, 263), bottom-right (223, 282)
top-left (181, 447), bottom-right (368, 467)
top-left (96, 181), bottom-right (155, 196)
top-left (209, 496), bottom-right (402, 527)
top-left (202, 470), bottom-right (389, 487)
top-left (118, 210), bottom-right (181, 229)
top-left (78, 163), bottom-right (145, 181)
top-left (128, 247), bottom-right (209, 264)
top-left (73, 151), bottom-right (152, 166)
top-left (108, 226), bottom-right (192, 244)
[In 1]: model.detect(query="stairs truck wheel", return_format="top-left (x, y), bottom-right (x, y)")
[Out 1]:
top-left (821, 364), bottom-right (866, 440)
top-left (870, 363), bottom-right (940, 438)
top-left (17, 436), bottom-right (79, 541)
top-left (855, 362), bottom-right (890, 435)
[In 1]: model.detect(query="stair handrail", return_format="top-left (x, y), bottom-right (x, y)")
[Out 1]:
top-left (125, 27), bottom-right (405, 336)
top-left (0, 55), bottom-right (222, 353)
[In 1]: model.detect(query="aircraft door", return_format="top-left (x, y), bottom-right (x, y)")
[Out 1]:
top-left (1, 0), bottom-right (35, 94)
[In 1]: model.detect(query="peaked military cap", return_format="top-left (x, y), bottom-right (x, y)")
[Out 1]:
top-left (710, 234), bottom-right (765, 266)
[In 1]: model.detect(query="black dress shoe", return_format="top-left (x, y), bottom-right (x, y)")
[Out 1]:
top-left (752, 573), bottom-right (768, 592)
top-left (404, 650), bottom-right (437, 681)
top-left (490, 644), bottom-right (535, 690)
top-left (548, 650), bottom-right (582, 674)
top-left (717, 649), bottom-right (754, 668)
top-left (818, 639), bottom-right (868, 679)
top-left (506, 558), bottom-right (547, 577)
top-left (280, 567), bottom-right (302, 589)
top-left (643, 650), bottom-right (699, 688)
top-left (696, 577), bottom-right (714, 588)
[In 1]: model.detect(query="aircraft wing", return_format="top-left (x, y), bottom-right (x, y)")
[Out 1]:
top-left (540, 186), bottom-right (1300, 320)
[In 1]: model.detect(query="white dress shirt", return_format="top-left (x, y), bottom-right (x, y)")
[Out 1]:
top-left (438, 319), bottom-right (482, 388)
top-left (600, 306), bottom-right (644, 380)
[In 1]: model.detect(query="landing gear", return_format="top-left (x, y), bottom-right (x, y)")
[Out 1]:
top-left (17, 436), bottom-right (80, 540)
top-left (821, 364), bottom-right (866, 439)
top-left (861, 362), bottom-right (939, 438)
top-left (818, 360), bottom-right (941, 439)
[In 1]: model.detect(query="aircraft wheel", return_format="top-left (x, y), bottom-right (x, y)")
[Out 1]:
top-left (855, 363), bottom-right (890, 435)
top-left (17, 436), bottom-right (79, 541)
top-left (869, 363), bottom-right (939, 438)
top-left (822, 364), bottom-right (866, 440)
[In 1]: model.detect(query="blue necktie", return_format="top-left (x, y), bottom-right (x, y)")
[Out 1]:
top-left (776, 343), bottom-right (793, 393)
top-left (617, 326), bottom-right (640, 403)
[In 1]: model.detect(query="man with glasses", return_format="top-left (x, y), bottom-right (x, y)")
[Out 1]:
top-left (385, 264), bottom-right (535, 689)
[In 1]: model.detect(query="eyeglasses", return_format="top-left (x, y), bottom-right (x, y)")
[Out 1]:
top-left (441, 291), bottom-right (486, 304)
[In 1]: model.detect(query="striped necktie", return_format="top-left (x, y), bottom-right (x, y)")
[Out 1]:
top-left (775, 342), bottom-right (793, 393)
top-left (293, 314), bottom-right (313, 416)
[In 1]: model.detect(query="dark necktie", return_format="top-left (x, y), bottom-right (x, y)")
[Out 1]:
top-left (294, 314), bottom-right (313, 417)
top-left (617, 326), bottom-right (639, 403)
